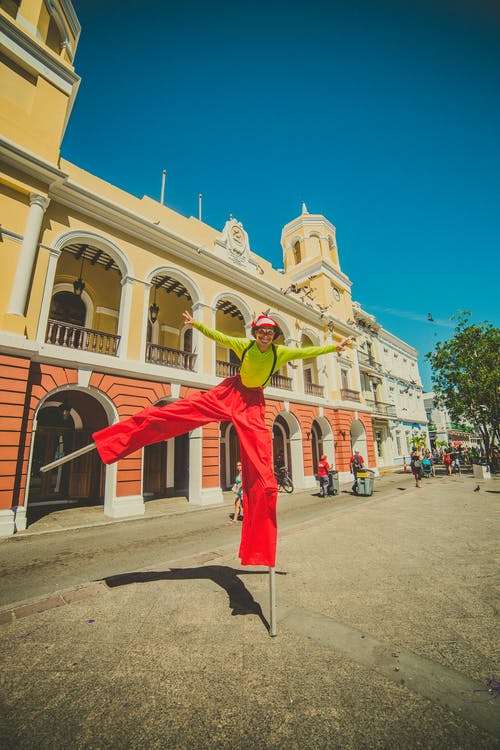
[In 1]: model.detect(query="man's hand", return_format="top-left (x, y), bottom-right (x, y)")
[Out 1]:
top-left (182, 310), bottom-right (194, 327)
top-left (337, 337), bottom-right (353, 353)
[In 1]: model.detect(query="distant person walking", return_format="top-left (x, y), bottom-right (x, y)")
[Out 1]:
top-left (350, 450), bottom-right (364, 494)
top-left (317, 454), bottom-right (330, 497)
top-left (411, 450), bottom-right (423, 488)
top-left (229, 460), bottom-right (243, 524)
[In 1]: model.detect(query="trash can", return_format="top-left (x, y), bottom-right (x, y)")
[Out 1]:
top-left (327, 469), bottom-right (339, 496)
top-left (356, 469), bottom-right (375, 496)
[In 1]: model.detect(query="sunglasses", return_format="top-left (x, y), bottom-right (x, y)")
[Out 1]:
top-left (255, 328), bottom-right (274, 335)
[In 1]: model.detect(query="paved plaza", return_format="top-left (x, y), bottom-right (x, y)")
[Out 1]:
top-left (0, 470), bottom-right (499, 749)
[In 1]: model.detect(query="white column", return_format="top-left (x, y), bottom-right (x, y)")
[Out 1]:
top-left (36, 247), bottom-right (62, 342)
top-left (8, 194), bottom-right (50, 315)
top-left (139, 281), bottom-right (152, 357)
top-left (188, 428), bottom-right (223, 506)
top-left (117, 275), bottom-right (134, 357)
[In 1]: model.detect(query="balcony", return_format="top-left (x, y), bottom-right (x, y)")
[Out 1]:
top-left (305, 382), bottom-right (324, 398)
top-left (146, 343), bottom-right (197, 371)
top-left (341, 388), bottom-right (361, 401)
top-left (216, 361), bottom-right (293, 390)
top-left (270, 373), bottom-right (293, 390)
top-left (357, 350), bottom-right (383, 372)
top-left (46, 319), bottom-right (120, 356)
top-left (365, 398), bottom-right (397, 417)
top-left (216, 360), bottom-right (240, 378)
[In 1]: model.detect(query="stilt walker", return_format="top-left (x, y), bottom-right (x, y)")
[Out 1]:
top-left (42, 312), bottom-right (351, 632)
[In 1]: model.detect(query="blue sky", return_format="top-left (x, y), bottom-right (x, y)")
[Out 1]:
top-left (64, 0), bottom-right (500, 389)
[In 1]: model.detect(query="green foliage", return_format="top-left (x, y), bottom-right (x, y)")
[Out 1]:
top-left (410, 435), bottom-right (426, 451)
top-left (426, 312), bottom-right (500, 463)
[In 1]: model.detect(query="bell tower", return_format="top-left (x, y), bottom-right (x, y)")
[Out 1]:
top-left (0, 0), bottom-right (81, 162)
top-left (280, 203), bottom-right (354, 321)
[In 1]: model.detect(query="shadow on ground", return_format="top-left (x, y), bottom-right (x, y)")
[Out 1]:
top-left (102, 565), bottom-right (287, 633)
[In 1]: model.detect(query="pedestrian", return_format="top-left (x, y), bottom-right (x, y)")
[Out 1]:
top-left (451, 453), bottom-right (461, 476)
top-left (411, 450), bottom-right (423, 488)
top-left (317, 454), bottom-right (330, 497)
top-left (350, 450), bottom-right (364, 494)
top-left (443, 451), bottom-right (452, 475)
top-left (229, 460), bottom-right (243, 524)
top-left (92, 311), bottom-right (352, 567)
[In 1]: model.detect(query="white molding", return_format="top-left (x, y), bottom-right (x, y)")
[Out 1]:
top-left (96, 306), bottom-right (119, 318)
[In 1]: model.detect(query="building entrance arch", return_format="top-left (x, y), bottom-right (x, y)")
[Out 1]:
top-left (27, 388), bottom-right (110, 525)
top-left (350, 418), bottom-right (368, 461)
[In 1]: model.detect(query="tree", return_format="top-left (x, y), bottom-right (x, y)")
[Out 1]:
top-left (426, 312), bottom-right (499, 468)
top-left (410, 435), bottom-right (426, 451)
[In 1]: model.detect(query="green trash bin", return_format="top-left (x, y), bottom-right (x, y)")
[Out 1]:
top-left (356, 469), bottom-right (375, 496)
top-left (327, 470), bottom-right (339, 496)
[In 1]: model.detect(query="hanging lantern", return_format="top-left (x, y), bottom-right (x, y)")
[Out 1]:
top-left (149, 285), bottom-right (159, 324)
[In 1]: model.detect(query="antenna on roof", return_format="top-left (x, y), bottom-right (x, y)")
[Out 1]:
top-left (160, 169), bottom-right (167, 205)
top-left (198, 193), bottom-right (203, 221)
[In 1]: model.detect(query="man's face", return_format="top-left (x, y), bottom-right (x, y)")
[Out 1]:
top-left (255, 327), bottom-right (274, 351)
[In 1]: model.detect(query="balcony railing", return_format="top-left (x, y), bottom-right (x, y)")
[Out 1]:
top-left (216, 360), bottom-right (240, 378)
top-left (305, 382), bottom-right (324, 398)
top-left (364, 398), bottom-right (397, 417)
top-left (357, 350), bottom-right (383, 371)
top-left (341, 388), bottom-right (361, 402)
top-left (146, 343), bottom-right (197, 371)
top-left (216, 361), bottom-right (293, 390)
top-left (270, 373), bottom-right (293, 390)
top-left (46, 319), bottom-right (120, 356)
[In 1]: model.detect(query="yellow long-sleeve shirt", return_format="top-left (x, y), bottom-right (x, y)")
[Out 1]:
top-left (193, 322), bottom-right (338, 389)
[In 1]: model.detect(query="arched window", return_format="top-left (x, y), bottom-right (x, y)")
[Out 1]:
top-left (293, 241), bottom-right (301, 264)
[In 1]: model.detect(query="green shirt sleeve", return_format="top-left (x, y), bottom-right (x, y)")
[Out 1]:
top-left (274, 343), bottom-right (338, 369)
top-left (193, 321), bottom-right (251, 358)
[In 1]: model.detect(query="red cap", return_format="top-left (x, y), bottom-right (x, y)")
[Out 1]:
top-left (251, 314), bottom-right (282, 340)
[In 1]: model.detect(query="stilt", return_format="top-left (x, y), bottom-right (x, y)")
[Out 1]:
top-left (40, 442), bottom-right (97, 473)
top-left (269, 566), bottom-right (277, 637)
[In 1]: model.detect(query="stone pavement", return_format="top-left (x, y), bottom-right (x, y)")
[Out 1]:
top-left (0, 471), bottom-right (499, 749)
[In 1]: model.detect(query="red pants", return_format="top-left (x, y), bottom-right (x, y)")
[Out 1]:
top-left (92, 376), bottom-right (278, 567)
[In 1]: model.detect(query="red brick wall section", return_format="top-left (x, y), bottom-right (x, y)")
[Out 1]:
top-left (0, 357), bottom-right (80, 510)
top-left (0, 356), bottom-right (31, 510)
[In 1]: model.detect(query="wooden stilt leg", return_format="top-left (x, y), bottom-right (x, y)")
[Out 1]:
top-left (40, 443), bottom-right (97, 473)
top-left (269, 566), bottom-right (277, 637)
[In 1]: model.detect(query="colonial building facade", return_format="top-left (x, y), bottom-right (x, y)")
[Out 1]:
top-left (0, 0), bottom-right (427, 536)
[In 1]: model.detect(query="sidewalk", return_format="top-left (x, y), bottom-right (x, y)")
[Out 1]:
top-left (1, 471), bottom-right (499, 749)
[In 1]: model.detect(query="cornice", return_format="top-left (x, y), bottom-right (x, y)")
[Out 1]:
top-left (285, 258), bottom-right (352, 290)
top-left (0, 134), bottom-right (67, 184)
top-left (281, 214), bottom-right (337, 240)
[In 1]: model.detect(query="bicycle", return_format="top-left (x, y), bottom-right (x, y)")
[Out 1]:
top-left (274, 466), bottom-right (294, 493)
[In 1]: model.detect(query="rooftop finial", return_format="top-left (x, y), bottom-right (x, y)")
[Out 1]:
top-left (301, 202), bottom-right (309, 215)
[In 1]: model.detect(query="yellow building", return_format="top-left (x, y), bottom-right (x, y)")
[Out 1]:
top-left (1, 0), bottom-right (428, 537)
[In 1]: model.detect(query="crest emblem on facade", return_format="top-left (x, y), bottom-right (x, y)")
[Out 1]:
top-left (215, 218), bottom-right (257, 269)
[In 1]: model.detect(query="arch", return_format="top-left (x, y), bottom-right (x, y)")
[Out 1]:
top-left (299, 327), bottom-right (321, 346)
top-left (53, 231), bottom-right (132, 279)
top-left (26, 386), bottom-right (119, 524)
top-left (272, 409), bottom-right (302, 483)
top-left (350, 418), bottom-right (368, 459)
top-left (293, 240), bottom-right (302, 265)
top-left (211, 292), bottom-right (253, 331)
top-left (311, 416), bottom-right (335, 469)
top-left (146, 266), bottom-right (203, 308)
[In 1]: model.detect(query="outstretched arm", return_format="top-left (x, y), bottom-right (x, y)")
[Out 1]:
top-left (182, 310), bottom-right (249, 358)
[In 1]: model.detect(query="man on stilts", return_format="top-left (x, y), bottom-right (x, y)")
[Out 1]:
top-left (49, 312), bottom-right (351, 569)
